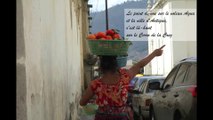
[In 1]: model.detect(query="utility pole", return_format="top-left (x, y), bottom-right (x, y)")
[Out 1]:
top-left (105, 0), bottom-right (109, 30)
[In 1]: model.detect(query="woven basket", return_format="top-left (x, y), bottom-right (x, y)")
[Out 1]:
top-left (88, 40), bottom-right (132, 56)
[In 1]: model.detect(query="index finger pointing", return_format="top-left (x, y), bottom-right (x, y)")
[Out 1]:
top-left (159, 45), bottom-right (165, 49)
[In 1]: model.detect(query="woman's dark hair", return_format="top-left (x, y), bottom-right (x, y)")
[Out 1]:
top-left (99, 56), bottom-right (118, 74)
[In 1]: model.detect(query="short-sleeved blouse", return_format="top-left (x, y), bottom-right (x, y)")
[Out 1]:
top-left (90, 68), bottom-right (131, 107)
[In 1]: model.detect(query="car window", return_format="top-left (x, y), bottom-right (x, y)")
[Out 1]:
top-left (141, 82), bottom-right (148, 93)
top-left (159, 79), bottom-right (164, 87)
top-left (146, 79), bottom-right (164, 93)
top-left (138, 81), bottom-right (144, 92)
top-left (146, 82), bottom-right (154, 93)
top-left (139, 80), bottom-right (147, 93)
top-left (162, 65), bottom-right (180, 89)
top-left (184, 63), bottom-right (197, 85)
top-left (134, 78), bottom-right (146, 90)
top-left (130, 77), bottom-right (139, 86)
top-left (154, 78), bottom-right (165, 88)
top-left (173, 63), bottom-right (191, 87)
top-left (134, 78), bottom-right (141, 90)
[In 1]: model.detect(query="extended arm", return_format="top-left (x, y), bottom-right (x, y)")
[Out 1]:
top-left (79, 85), bottom-right (94, 106)
top-left (128, 45), bottom-right (165, 80)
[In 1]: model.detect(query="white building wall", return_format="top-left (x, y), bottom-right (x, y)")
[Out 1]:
top-left (146, 2), bottom-right (173, 76)
top-left (17, 0), bottom-right (88, 120)
top-left (171, 0), bottom-right (197, 65)
top-left (145, 0), bottom-right (196, 76)
top-left (161, 2), bottom-right (174, 75)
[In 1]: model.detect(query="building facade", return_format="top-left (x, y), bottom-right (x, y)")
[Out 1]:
top-left (145, 0), bottom-right (196, 76)
top-left (17, 0), bottom-right (91, 120)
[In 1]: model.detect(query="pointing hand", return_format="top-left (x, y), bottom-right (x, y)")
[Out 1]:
top-left (154, 45), bottom-right (165, 56)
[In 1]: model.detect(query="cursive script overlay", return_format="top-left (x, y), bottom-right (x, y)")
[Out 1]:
top-left (124, 9), bottom-right (196, 41)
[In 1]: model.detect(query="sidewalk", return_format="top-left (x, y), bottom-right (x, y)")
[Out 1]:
top-left (80, 114), bottom-right (95, 120)
top-left (79, 105), bottom-right (96, 120)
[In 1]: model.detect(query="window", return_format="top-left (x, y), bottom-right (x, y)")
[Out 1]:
top-left (139, 80), bottom-right (147, 93)
top-left (147, 78), bottom-right (164, 93)
top-left (134, 78), bottom-right (146, 90)
top-left (184, 63), bottom-right (197, 85)
top-left (159, 79), bottom-right (164, 87)
top-left (162, 65), bottom-right (180, 89)
top-left (130, 77), bottom-right (139, 86)
top-left (173, 63), bottom-right (191, 87)
top-left (146, 82), bottom-right (154, 93)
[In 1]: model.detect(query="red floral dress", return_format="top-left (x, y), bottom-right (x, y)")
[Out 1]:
top-left (90, 68), bottom-right (131, 120)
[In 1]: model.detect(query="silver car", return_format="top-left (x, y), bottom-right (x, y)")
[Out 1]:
top-left (149, 57), bottom-right (197, 120)
top-left (131, 76), bottom-right (165, 120)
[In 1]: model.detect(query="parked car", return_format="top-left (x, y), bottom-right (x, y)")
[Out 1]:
top-left (149, 57), bottom-right (197, 120)
top-left (129, 74), bottom-right (144, 90)
top-left (131, 76), bottom-right (165, 120)
top-left (127, 74), bottom-right (144, 106)
top-left (131, 74), bottom-right (146, 91)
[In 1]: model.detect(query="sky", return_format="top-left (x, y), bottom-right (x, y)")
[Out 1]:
top-left (88, 0), bottom-right (129, 12)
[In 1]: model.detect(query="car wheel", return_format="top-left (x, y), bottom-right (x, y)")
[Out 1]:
top-left (150, 108), bottom-right (156, 120)
top-left (174, 111), bottom-right (183, 120)
top-left (133, 112), bottom-right (144, 120)
top-left (138, 115), bottom-right (144, 120)
top-left (134, 112), bottom-right (139, 120)
top-left (138, 106), bottom-right (144, 120)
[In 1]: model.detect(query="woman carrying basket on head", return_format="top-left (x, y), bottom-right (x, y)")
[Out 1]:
top-left (80, 45), bottom-right (165, 120)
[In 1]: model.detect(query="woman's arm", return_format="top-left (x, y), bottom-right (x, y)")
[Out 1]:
top-left (79, 85), bottom-right (94, 106)
top-left (128, 45), bottom-right (165, 80)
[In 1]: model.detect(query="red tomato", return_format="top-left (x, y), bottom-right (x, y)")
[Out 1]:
top-left (87, 34), bottom-right (96, 40)
top-left (96, 32), bottom-right (106, 39)
top-left (106, 35), bottom-right (113, 40)
top-left (106, 29), bottom-right (115, 36)
top-left (113, 34), bottom-right (121, 40)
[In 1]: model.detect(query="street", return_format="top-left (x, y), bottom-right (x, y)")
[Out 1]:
top-left (79, 106), bottom-right (95, 120)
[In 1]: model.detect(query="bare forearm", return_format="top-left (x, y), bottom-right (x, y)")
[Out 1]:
top-left (129, 52), bottom-right (156, 78)
top-left (80, 95), bottom-right (88, 106)
top-left (128, 45), bottom-right (165, 79)
top-left (138, 52), bottom-right (156, 68)
top-left (79, 86), bottom-right (94, 106)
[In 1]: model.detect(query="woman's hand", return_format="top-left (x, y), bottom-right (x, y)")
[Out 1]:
top-left (153, 45), bottom-right (165, 56)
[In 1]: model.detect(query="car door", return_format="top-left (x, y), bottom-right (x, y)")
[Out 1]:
top-left (171, 63), bottom-right (197, 119)
top-left (132, 80), bottom-right (147, 113)
top-left (145, 78), bottom-right (165, 109)
top-left (181, 63), bottom-right (197, 120)
top-left (138, 80), bottom-right (149, 112)
top-left (153, 65), bottom-right (180, 120)
top-left (140, 79), bottom-right (155, 112)
top-left (166, 63), bottom-right (191, 119)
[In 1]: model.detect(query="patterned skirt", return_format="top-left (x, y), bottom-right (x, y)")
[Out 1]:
top-left (94, 105), bottom-right (132, 120)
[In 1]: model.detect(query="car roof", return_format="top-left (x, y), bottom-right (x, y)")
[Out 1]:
top-left (173, 57), bottom-right (197, 67)
top-left (179, 57), bottom-right (196, 63)
top-left (138, 76), bottom-right (165, 81)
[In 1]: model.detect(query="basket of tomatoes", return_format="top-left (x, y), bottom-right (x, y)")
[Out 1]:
top-left (87, 29), bottom-right (132, 56)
